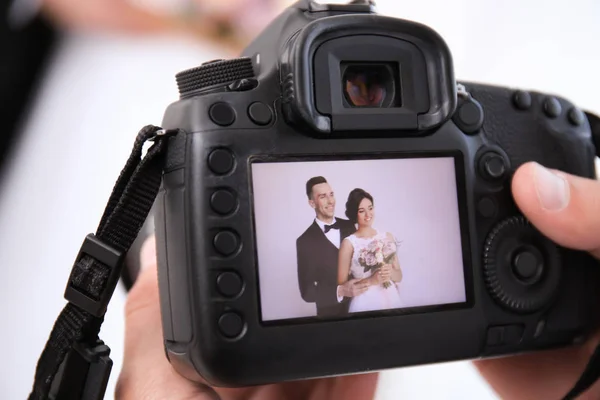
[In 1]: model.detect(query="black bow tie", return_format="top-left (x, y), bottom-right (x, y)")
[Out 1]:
top-left (324, 221), bottom-right (340, 233)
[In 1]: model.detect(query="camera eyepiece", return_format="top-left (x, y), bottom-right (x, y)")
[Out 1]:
top-left (342, 62), bottom-right (400, 108)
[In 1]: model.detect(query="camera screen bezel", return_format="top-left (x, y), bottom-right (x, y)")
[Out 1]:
top-left (248, 151), bottom-right (476, 327)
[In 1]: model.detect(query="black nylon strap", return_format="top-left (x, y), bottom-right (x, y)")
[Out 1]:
top-left (28, 125), bottom-right (174, 400)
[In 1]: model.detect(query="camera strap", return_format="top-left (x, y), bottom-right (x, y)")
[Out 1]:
top-left (26, 116), bottom-right (600, 400)
top-left (27, 125), bottom-right (176, 400)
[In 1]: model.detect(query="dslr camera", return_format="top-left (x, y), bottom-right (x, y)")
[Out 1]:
top-left (154, 0), bottom-right (600, 387)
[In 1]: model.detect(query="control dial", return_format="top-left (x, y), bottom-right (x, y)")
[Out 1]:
top-left (175, 57), bottom-right (255, 98)
top-left (483, 216), bottom-right (562, 313)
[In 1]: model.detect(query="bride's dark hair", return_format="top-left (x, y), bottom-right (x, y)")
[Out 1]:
top-left (345, 188), bottom-right (374, 224)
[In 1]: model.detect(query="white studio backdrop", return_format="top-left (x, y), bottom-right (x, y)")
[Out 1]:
top-left (0, 1), bottom-right (598, 399)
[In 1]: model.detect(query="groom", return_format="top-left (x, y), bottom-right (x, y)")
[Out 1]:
top-left (296, 176), bottom-right (368, 317)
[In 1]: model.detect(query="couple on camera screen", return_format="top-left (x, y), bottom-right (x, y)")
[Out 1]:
top-left (296, 176), bottom-right (404, 318)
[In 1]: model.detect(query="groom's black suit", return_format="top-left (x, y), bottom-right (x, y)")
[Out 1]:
top-left (296, 218), bottom-right (356, 317)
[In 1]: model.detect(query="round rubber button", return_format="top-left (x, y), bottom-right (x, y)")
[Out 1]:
top-left (480, 153), bottom-right (506, 180)
top-left (208, 149), bottom-right (234, 175)
top-left (458, 102), bottom-right (482, 125)
top-left (453, 100), bottom-right (484, 134)
top-left (209, 102), bottom-right (236, 126)
top-left (513, 251), bottom-right (539, 279)
top-left (477, 197), bottom-right (497, 218)
top-left (512, 90), bottom-right (532, 110)
top-left (567, 107), bottom-right (585, 126)
top-left (248, 102), bottom-right (273, 125)
top-left (213, 231), bottom-right (239, 256)
top-left (218, 312), bottom-right (244, 338)
top-left (211, 190), bottom-right (237, 215)
top-left (217, 272), bottom-right (243, 297)
top-left (543, 97), bottom-right (562, 118)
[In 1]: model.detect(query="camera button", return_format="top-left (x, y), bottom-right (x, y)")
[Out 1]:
top-left (217, 272), bottom-right (243, 298)
top-left (218, 312), bottom-right (244, 338)
top-left (213, 231), bottom-right (240, 256)
top-left (486, 324), bottom-right (524, 346)
top-left (211, 189), bottom-right (237, 215)
top-left (209, 102), bottom-right (236, 126)
top-left (477, 197), bottom-right (497, 219)
top-left (453, 100), bottom-right (483, 134)
top-left (248, 102), bottom-right (273, 126)
top-left (543, 97), bottom-right (562, 118)
top-left (512, 90), bottom-right (532, 110)
top-left (512, 249), bottom-right (541, 281)
top-left (480, 153), bottom-right (506, 180)
top-left (208, 148), bottom-right (234, 175)
top-left (567, 107), bottom-right (585, 126)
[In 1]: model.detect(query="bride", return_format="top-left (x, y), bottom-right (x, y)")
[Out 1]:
top-left (337, 188), bottom-right (403, 313)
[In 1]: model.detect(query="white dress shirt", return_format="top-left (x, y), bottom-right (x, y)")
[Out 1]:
top-left (314, 217), bottom-right (341, 249)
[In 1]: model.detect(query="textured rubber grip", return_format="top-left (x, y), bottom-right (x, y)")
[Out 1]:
top-left (175, 58), bottom-right (255, 98)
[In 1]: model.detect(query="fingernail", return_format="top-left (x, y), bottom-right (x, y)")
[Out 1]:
top-left (533, 163), bottom-right (570, 211)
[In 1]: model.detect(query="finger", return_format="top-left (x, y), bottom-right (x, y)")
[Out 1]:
top-left (512, 162), bottom-right (600, 259)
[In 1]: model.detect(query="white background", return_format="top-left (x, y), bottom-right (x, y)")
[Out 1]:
top-left (1, 1), bottom-right (599, 399)
top-left (252, 157), bottom-right (467, 321)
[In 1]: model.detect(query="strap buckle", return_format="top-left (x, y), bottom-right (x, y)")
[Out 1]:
top-left (49, 339), bottom-right (113, 400)
top-left (64, 234), bottom-right (124, 317)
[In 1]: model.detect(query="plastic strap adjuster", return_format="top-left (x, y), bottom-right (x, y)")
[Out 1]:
top-left (49, 339), bottom-right (113, 400)
top-left (64, 234), bottom-right (124, 317)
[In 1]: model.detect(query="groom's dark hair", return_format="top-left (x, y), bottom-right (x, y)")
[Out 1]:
top-left (306, 176), bottom-right (327, 199)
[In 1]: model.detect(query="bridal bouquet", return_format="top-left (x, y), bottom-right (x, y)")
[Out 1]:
top-left (357, 237), bottom-right (398, 289)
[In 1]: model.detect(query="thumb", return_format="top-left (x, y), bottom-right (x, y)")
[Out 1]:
top-left (511, 162), bottom-right (600, 259)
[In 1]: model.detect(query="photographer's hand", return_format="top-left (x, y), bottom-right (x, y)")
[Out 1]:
top-left (474, 161), bottom-right (600, 399)
top-left (116, 237), bottom-right (379, 400)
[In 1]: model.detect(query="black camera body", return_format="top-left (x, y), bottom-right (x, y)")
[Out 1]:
top-left (154, 0), bottom-right (600, 387)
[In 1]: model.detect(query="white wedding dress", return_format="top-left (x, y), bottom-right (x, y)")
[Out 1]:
top-left (345, 230), bottom-right (404, 313)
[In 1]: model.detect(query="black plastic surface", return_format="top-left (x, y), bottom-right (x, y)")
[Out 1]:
top-left (155, 169), bottom-right (193, 344)
top-left (156, 78), bottom-right (600, 386)
top-left (486, 325), bottom-right (524, 346)
top-left (477, 197), bottom-right (497, 219)
top-left (153, 1), bottom-right (600, 388)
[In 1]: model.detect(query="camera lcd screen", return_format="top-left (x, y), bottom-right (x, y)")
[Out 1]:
top-left (250, 155), bottom-right (469, 323)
